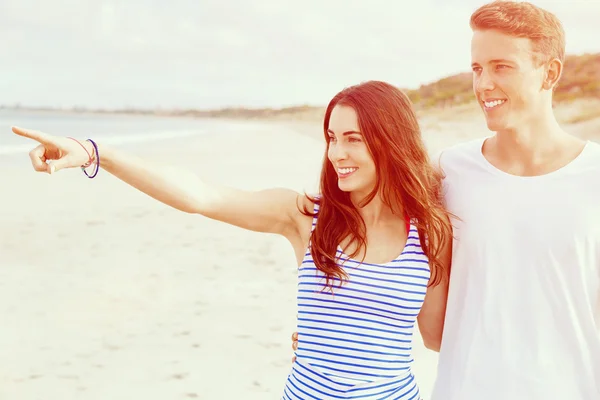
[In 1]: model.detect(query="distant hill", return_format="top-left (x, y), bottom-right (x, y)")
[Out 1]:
top-left (406, 53), bottom-right (600, 108)
top-left (5, 53), bottom-right (598, 122)
top-left (191, 52), bottom-right (599, 117)
top-left (172, 53), bottom-right (599, 120)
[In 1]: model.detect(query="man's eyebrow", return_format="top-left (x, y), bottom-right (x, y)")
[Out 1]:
top-left (489, 59), bottom-right (515, 64)
top-left (471, 59), bottom-right (515, 67)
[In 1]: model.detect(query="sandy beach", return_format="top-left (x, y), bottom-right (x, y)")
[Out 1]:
top-left (1, 111), bottom-right (597, 399)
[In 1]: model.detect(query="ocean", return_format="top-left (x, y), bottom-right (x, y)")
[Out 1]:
top-left (0, 109), bottom-right (269, 156)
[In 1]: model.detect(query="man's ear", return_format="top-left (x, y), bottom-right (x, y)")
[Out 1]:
top-left (543, 58), bottom-right (563, 90)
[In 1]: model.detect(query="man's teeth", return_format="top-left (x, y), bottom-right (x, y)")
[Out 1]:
top-left (338, 168), bottom-right (357, 174)
top-left (484, 99), bottom-right (506, 108)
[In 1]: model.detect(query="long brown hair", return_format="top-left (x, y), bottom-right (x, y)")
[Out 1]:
top-left (305, 80), bottom-right (452, 288)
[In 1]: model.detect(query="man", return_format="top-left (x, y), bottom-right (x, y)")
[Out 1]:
top-left (429, 2), bottom-right (599, 399)
top-left (291, 1), bottom-right (600, 399)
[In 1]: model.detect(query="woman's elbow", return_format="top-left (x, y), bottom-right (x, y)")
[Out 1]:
top-left (422, 334), bottom-right (442, 352)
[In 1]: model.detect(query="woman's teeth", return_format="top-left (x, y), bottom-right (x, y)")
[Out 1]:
top-left (338, 167), bottom-right (357, 175)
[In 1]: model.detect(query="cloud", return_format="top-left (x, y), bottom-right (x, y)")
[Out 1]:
top-left (0, 0), bottom-right (598, 109)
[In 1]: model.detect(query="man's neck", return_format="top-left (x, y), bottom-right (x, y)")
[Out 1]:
top-left (493, 117), bottom-right (566, 162)
top-left (483, 115), bottom-right (585, 176)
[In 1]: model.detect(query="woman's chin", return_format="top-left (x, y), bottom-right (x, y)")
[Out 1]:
top-left (338, 182), bottom-right (372, 198)
top-left (337, 181), bottom-right (357, 192)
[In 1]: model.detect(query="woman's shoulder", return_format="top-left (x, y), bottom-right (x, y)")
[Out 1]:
top-left (297, 193), bottom-right (321, 214)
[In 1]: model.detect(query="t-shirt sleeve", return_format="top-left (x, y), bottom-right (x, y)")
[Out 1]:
top-left (432, 149), bottom-right (449, 207)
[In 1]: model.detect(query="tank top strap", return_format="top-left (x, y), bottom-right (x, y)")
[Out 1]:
top-left (311, 201), bottom-right (320, 233)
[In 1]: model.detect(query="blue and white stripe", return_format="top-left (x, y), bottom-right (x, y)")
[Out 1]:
top-left (282, 203), bottom-right (429, 399)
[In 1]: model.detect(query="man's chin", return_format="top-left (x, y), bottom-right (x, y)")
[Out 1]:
top-left (484, 118), bottom-right (507, 133)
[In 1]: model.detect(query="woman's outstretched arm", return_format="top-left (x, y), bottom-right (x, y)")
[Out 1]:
top-left (13, 126), bottom-right (311, 238)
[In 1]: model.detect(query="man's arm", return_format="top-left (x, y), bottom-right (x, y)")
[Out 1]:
top-left (417, 231), bottom-right (452, 352)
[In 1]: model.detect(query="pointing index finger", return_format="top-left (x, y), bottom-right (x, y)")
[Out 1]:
top-left (12, 126), bottom-right (53, 145)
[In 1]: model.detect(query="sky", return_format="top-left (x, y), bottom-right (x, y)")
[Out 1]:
top-left (1, 0), bottom-right (599, 110)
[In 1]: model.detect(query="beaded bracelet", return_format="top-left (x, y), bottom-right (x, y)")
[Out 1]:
top-left (82, 139), bottom-right (100, 179)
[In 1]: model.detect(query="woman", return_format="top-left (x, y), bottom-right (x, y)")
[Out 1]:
top-left (13, 80), bottom-right (452, 399)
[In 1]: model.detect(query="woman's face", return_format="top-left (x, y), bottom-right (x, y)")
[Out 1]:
top-left (327, 105), bottom-right (377, 199)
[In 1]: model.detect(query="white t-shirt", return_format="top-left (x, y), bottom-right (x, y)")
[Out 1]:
top-left (430, 137), bottom-right (600, 400)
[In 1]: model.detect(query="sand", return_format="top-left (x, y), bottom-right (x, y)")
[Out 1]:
top-left (1, 112), bottom-right (596, 400)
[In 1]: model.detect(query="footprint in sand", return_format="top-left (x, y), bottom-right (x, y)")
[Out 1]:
top-left (131, 211), bottom-right (150, 219)
top-left (19, 227), bottom-right (32, 236)
top-left (259, 342), bottom-right (281, 349)
top-left (235, 334), bottom-right (252, 340)
top-left (85, 220), bottom-right (105, 227)
top-left (169, 373), bottom-right (189, 380)
top-left (57, 375), bottom-right (79, 380)
top-left (264, 258), bottom-right (276, 266)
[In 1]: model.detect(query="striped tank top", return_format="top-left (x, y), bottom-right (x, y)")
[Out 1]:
top-left (282, 203), bottom-right (429, 399)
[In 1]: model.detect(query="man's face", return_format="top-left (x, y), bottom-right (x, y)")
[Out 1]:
top-left (471, 29), bottom-right (549, 133)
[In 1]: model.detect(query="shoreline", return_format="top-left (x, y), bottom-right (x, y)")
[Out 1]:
top-left (3, 97), bottom-right (599, 124)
